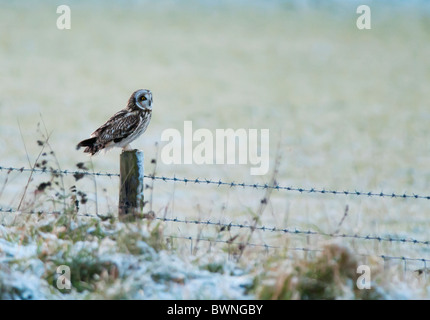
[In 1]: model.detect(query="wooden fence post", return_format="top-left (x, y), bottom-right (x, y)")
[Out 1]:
top-left (119, 149), bottom-right (144, 221)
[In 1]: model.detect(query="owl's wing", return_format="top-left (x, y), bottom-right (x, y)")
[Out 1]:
top-left (92, 109), bottom-right (140, 144)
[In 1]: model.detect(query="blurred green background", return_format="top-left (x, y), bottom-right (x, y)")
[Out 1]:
top-left (1, 1), bottom-right (430, 260)
top-left (1, 1), bottom-right (429, 184)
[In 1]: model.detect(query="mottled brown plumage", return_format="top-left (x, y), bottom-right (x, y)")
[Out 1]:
top-left (77, 89), bottom-right (153, 155)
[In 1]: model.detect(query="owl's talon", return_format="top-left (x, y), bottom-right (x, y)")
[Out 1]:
top-left (122, 144), bottom-right (133, 151)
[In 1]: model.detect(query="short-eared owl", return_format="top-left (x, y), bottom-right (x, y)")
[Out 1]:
top-left (77, 89), bottom-right (152, 155)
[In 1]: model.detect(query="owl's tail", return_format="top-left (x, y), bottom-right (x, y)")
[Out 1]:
top-left (76, 137), bottom-right (99, 156)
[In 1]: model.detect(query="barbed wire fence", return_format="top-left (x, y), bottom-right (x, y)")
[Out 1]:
top-left (2, 165), bottom-right (430, 200)
top-left (0, 165), bottom-right (429, 273)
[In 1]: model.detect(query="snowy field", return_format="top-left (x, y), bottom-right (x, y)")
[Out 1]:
top-left (1, 0), bottom-right (430, 299)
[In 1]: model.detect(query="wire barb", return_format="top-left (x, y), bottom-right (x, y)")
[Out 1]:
top-left (2, 206), bottom-right (427, 247)
top-left (1, 165), bottom-right (430, 200)
top-left (167, 234), bottom-right (430, 263)
top-left (1, 206), bottom-right (429, 265)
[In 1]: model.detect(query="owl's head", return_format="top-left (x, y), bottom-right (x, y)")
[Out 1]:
top-left (128, 89), bottom-right (153, 111)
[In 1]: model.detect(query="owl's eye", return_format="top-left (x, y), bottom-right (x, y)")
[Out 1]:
top-left (140, 96), bottom-right (147, 101)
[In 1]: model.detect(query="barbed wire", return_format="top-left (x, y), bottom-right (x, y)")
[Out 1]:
top-left (1, 165), bottom-right (430, 201)
top-left (0, 166), bottom-right (119, 178)
top-left (156, 217), bottom-right (430, 246)
top-left (167, 235), bottom-right (430, 264)
top-left (1, 206), bottom-right (429, 247)
top-left (167, 234), bottom-right (316, 251)
top-left (1, 206), bottom-right (428, 266)
top-left (0, 206), bottom-right (100, 219)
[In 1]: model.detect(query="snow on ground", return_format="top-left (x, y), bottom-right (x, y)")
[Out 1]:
top-left (0, 217), bottom-right (253, 300)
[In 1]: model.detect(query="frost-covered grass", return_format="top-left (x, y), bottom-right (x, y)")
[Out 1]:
top-left (1, 0), bottom-right (430, 299)
top-left (1, 212), bottom-right (428, 299)
top-left (1, 129), bottom-right (427, 299)
top-left (0, 214), bottom-right (253, 299)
